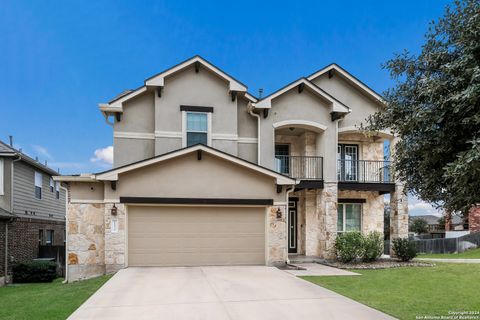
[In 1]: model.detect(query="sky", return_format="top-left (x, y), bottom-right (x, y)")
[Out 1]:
top-left (0, 0), bottom-right (452, 216)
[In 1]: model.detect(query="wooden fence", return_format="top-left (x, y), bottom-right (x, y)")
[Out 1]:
top-left (384, 232), bottom-right (480, 255)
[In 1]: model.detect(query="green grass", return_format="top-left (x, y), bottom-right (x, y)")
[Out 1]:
top-left (418, 247), bottom-right (480, 259)
top-left (302, 263), bottom-right (480, 320)
top-left (0, 275), bottom-right (112, 320)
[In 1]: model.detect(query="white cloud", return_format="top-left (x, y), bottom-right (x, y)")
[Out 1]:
top-left (408, 196), bottom-right (442, 216)
top-left (32, 144), bottom-right (53, 159)
top-left (90, 146), bottom-right (113, 166)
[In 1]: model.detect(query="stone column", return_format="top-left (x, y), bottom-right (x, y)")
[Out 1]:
top-left (304, 190), bottom-right (320, 256)
top-left (104, 203), bottom-right (126, 273)
top-left (267, 205), bottom-right (286, 266)
top-left (317, 182), bottom-right (338, 259)
top-left (390, 183), bottom-right (409, 244)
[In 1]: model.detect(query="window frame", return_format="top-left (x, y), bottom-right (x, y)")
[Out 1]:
top-left (337, 202), bottom-right (363, 233)
top-left (34, 171), bottom-right (42, 199)
top-left (45, 230), bottom-right (54, 246)
top-left (50, 177), bottom-right (54, 192)
top-left (182, 111), bottom-right (212, 148)
top-left (55, 182), bottom-right (60, 199)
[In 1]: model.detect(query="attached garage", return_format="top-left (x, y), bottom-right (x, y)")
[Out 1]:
top-left (127, 205), bottom-right (266, 267)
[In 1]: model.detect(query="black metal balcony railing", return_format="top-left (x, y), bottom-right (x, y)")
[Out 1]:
top-left (275, 155), bottom-right (323, 180)
top-left (338, 159), bottom-right (393, 183)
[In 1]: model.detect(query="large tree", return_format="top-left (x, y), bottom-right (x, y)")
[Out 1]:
top-left (365, 0), bottom-right (480, 215)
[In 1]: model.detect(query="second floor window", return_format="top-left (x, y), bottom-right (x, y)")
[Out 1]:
top-left (0, 158), bottom-right (4, 196)
top-left (34, 171), bottom-right (42, 199)
top-left (186, 112), bottom-right (208, 147)
top-left (50, 177), bottom-right (54, 192)
top-left (55, 182), bottom-right (60, 199)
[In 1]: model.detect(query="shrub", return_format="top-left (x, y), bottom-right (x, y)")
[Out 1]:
top-left (13, 261), bottom-right (57, 283)
top-left (392, 238), bottom-right (417, 261)
top-left (334, 231), bottom-right (364, 263)
top-left (361, 231), bottom-right (384, 262)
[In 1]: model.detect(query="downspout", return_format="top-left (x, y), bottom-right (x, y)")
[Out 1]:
top-left (5, 155), bottom-right (22, 284)
top-left (60, 185), bottom-right (69, 284)
top-left (247, 103), bottom-right (261, 164)
top-left (285, 185), bottom-right (296, 265)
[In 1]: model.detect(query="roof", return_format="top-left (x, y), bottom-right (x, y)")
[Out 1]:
top-left (254, 77), bottom-right (350, 113)
top-left (59, 144), bottom-right (296, 185)
top-left (103, 55), bottom-right (250, 112)
top-left (0, 207), bottom-right (15, 220)
top-left (0, 140), bottom-right (60, 176)
top-left (307, 63), bottom-right (385, 105)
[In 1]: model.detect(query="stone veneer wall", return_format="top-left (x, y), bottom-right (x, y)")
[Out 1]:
top-left (338, 190), bottom-right (384, 235)
top-left (390, 183), bottom-right (409, 242)
top-left (105, 203), bottom-right (126, 273)
top-left (267, 205), bottom-right (286, 265)
top-left (68, 203), bottom-right (105, 282)
top-left (317, 183), bottom-right (338, 259)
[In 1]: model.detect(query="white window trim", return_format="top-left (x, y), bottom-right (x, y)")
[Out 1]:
top-left (0, 158), bottom-right (4, 196)
top-left (337, 202), bottom-right (363, 233)
top-left (50, 177), bottom-right (54, 192)
top-left (182, 111), bottom-right (212, 148)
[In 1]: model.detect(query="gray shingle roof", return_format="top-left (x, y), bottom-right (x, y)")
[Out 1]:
top-left (0, 207), bottom-right (15, 220)
top-left (0, 141), bottom-right (15, 153)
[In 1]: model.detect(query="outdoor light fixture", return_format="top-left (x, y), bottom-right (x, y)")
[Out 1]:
top-left (111, 204), bottom-right (118, 216)
top-left (276, 208), bottom-right (282, 219)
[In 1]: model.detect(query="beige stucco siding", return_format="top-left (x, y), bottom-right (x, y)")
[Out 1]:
top-left (114, 92), bottom-right (155, 133)
top-left (69, 181), bottom-right (104, 202)
top-left (114, 138), bottom-right (155, 167)
top-left (312, 74), bottom-right (382, 129)
top-left (110, 152), bottom-right (285, 202)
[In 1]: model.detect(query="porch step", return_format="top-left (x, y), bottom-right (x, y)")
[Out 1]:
top-left (288, 255), bottom-right (325, 264)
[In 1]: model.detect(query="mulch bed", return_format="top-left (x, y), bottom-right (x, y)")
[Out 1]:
top-left (321, 258), bottom-right (435, 269)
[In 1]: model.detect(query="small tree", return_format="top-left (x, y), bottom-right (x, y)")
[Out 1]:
top-left (410, 218), bottom-right (428, 234)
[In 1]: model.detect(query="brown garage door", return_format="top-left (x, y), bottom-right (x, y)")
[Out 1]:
top-left (127, 206), bottom-right (266, 266)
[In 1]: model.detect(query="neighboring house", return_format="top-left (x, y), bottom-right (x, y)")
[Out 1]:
top-left (56, 56), bottom-right (409, 282)
top-left (0, 140), bottom-right (66, 285)
top-left (410, 215), bottom-right (447, 232)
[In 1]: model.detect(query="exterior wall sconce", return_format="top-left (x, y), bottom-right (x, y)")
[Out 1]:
top-left (276, 208), bottom-right (282, 219)
top-left (111, 204), bottom-right (118, 216)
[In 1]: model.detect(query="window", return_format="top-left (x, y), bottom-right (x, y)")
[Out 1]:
top-left (337, 203), bottom-right (362, 232)
top-left (185, 112), bottom-right (208, 147)
top-left (45, 230), bottom-right (54, 245)
top-left (55, 182), bottom-right (60, 199)
top-left (275, 144), bottom-right (290, 174)
top-left (34, 171), bottom-right (42, 199)
top-left (0, 158), bottom-right (4, 195)
top-left (38, 229), bottom-right (44, 245)
top-left (50, 177), bottom-right (54, 192)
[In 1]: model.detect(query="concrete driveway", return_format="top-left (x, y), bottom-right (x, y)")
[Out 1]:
top-left (68, 266), bottom-right (394, 320)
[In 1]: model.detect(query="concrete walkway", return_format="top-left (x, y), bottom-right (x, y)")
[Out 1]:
top-left (415, 258), bottom-right (480, 263)
top-left (285, 263), bottom-right (360, 276)
top-left (68, 266), bottom-right (393, 320)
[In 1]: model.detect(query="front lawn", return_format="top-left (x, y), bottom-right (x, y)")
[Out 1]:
top-left (302, 263), bottom-right (480, 320)
top-left (418, 247), bottom-right (480, 259)
top-left (0, 275), bottom-right (111, 320)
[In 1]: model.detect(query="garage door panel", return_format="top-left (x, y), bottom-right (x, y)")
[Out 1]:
top-left (128, 206), bottom-right (266, 266)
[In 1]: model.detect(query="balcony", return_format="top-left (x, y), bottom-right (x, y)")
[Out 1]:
top-left (274, 155), bottom-right (323, 180)
top-left (337, 159), bottom-right (393, 183)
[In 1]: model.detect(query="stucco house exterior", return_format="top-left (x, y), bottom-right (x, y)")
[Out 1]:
top-left (56, 56), bottom-right (409, 282)
top-left (0, 140), bottom-right (67, 285)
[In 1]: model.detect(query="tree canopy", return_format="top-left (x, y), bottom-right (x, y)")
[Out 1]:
top-left (365, 0), bottom-right (480, 215)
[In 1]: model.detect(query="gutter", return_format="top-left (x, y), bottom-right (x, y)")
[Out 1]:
top-left (60, 185), bottom-right (69, 284)
top-left (247, 103), bottom-right (261, 164)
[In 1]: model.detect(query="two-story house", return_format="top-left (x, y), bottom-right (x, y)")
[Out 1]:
top-left (56, 56), bottom-right (408, 282)
top-left (0, 140), bottom-right (67, 285)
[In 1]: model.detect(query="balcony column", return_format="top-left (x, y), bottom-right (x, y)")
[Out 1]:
top-left (389, 183), bottom-right (409, 248)
top-left (316, 183), bottom-right (338, 259)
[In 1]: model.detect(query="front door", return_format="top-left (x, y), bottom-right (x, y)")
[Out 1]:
top-left (288, 199), bottom-right (298, 253)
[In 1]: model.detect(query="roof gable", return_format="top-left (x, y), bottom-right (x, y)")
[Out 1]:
top-left (254, 78), bottom-right (350, 113)
top-left (307, 63), bottom-right (384, 105)
top-left (95, 144), bottom-right (295, 185)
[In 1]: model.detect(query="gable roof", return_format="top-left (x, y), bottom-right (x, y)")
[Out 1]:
top-left (0, 140), bottom-right (59, 176)
top-left (254, 77), bottom-right (350, 113)
top-left (94, 144), bottom-right (295, 185)
top-left (307, 63), bottom-right (385, 105)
